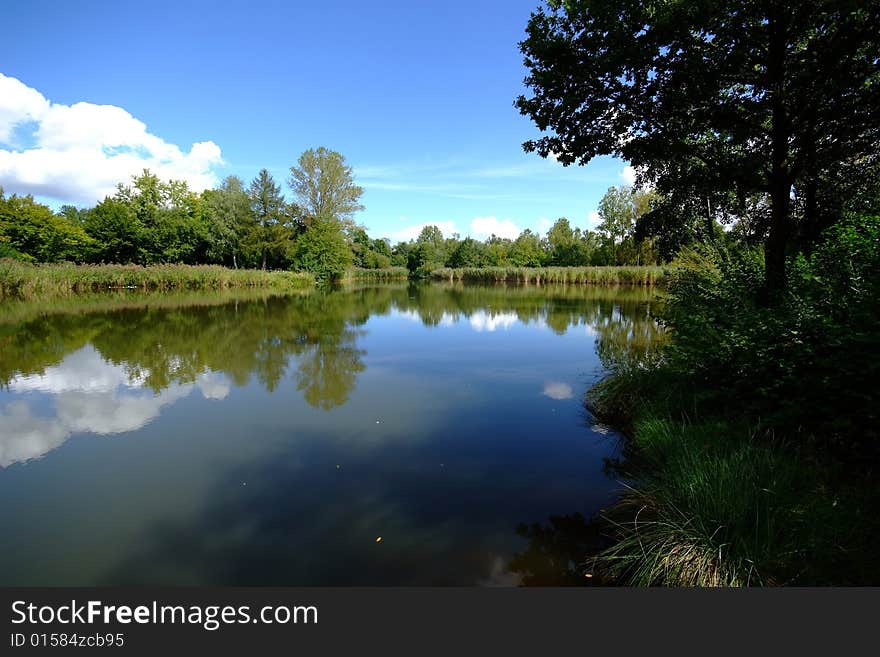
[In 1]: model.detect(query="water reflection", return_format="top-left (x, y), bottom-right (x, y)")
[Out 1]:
top-left (0, 346), bottom-right (231, 466)
top-left (0, 283), bottom-right (663, 585)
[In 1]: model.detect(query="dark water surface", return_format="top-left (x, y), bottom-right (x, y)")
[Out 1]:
top-left (0, 283), bottom-right (663, 585)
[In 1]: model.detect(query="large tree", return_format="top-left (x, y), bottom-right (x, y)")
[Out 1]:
top-left (288, 147), bottom-right (364, 231)
top-left (201, 175), bottom-right (252, 268)
top-left (516, 0), bottom-right (880, 291)
top-left (246, 169), bottom-right (292, 270)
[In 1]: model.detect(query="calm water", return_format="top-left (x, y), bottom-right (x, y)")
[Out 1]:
top-left (0, 283), bottom-right (663, 585)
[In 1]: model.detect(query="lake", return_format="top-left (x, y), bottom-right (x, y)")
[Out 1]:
top-left (0, 283), bottom-right (663, 585)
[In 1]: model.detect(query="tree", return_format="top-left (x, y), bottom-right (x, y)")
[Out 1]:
top-left (447, 237), bottom-right (487, 268)
top-left (110, 169), bottom-right (208, 264)
top-left (596, 186), bottom-right (657, 265)
top-left (201, 175), bottom-right (252, 268)
top-left (288, 147), bottom-right (364, 231)
top-left (84, 198), bottom-right (144, 263)
top-left (509, 229), bottom-right (545, 266)
top-left (0, 192), bottom-right (91, 262)
top-left (516, 0), bottom-right (880, 291)
top-left (292, 216), bottom-right (353, 281)
top-left (246, 169), bottom-right (292, 270)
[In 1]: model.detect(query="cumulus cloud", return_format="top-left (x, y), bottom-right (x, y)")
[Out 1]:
top-left (390, 221), bottom-right (458, 242)
top-left (0, 72), bottom-right (223, 204)
top-left (620, 165), bottom-right (637, 185)
top-left (587, 210), bottom-right (602, 229)
top-left (470, 216), bottom-right (521, 240)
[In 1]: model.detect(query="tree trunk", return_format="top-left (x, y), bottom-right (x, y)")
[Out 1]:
top-left (261, 250), bottom-right (266, 271)
top-left (764, 10), bottom-right (791, 296)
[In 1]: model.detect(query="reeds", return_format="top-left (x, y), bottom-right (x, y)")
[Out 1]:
top-left (342, 267), bottom-right (410, 282)
top-left (0, 259), bottom-right (314, 299)
top-left (428, 266), bottom-right (668, 285)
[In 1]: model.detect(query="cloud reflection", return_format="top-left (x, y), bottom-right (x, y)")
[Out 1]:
top-left (469, 311), bottom-right (518, 332)
top-left (542, 381), bottom-right (574, 400)
top-left (0, 347), bottom-right (229, 467)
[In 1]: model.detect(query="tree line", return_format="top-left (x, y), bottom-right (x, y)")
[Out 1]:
top-left (0, 147), bottom-right (373, 281)
top-left (2, 143), bottom-right (687, 281)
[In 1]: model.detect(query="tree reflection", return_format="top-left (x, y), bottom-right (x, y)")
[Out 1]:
top-left (508, 512), bottom-right (613, 586)
top-left (1, 282), bottom-right (663, 412)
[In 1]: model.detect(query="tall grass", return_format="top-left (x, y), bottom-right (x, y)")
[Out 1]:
top-left (0, 259), bottom-right (314, 299)
top-left (587, 360), bottom-right (877, 586)
top-left (429, 266), bottom-right (668, 285)
top-left (342, 267), bottom-right (409, 282)
top-left (596, 419), bottom-right (815, 586)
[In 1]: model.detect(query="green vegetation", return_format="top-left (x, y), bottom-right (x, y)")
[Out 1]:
top-left (2, 149), bottom-right (668, 288)
top-left (517, 1), bottom-right (880, 585)
top-left (343, 267), bottom-right (409, 282)
top-left (429, 265), bottom-right (665, 285)
top-left (0, 259), bottom-right (313, 299)
top-left (586, 216), bottom-right (880, 585)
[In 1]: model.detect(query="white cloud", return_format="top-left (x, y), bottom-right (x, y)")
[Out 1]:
top-left (542, 381), bottom-right (574, 400)
top-left (0, 74), bottom-right (50, 143)
top-left (390, 221), bottom-right (458, 242)
top-left (587, 210), bottom-right (602, 229)
top-left (470, 216), bottom-right (520, 240)
top-left (620, 165), bottom-right (637, 185)
top-left (0, 72), bottom-right (223, 204)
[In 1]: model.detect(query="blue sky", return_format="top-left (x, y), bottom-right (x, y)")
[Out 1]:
top-left (0, 0), bottom-right (632, 242)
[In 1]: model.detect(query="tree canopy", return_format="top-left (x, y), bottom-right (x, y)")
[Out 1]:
top-left (516, 0), bottom-right (880, 291)
top-left (288, 147), bottom-right (364, 231)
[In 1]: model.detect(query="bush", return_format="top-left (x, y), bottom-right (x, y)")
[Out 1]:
top-left (292, 219), bottom-right (353, 282)
top-left (661, 214), bottom-right (880, 453)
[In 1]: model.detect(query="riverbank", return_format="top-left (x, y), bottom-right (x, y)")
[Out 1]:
top-left (429, 266), bottom-right (667, 285)
top-left (0, 259), bottom-right (314, 299)
top-left (581, 220), bottom-right (880, 586)
top-left (585, 370), bottom-right (878, 586)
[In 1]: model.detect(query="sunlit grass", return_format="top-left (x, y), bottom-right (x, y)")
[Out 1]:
top-left (342, 267), bottom-right (409, 282)
top-left (0, 259), bottom-right (314, 299)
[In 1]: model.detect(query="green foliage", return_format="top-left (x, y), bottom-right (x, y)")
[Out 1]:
top-left (517, 0), bottom-right (880, 290)
top-left (83, 198), bottom-right (144, 263)
top-left (430, 266), bottom-right (666, 286)
top-left (586, 216), bottom-right (880, 585)
top-left (292, 216), bottom-right (354, 282)
top-left (200, 175), bottom-right (252, 268)
top-left (245, 169), bottom-right (294, 270)
top-left (288, 147), bottom-right (364, 231)
top-left (509, 229), bottom-right (545, 266)
top-left (0, 192), bottom-right (92, 262)
top-left (662, 214), bottom-right (880, 450)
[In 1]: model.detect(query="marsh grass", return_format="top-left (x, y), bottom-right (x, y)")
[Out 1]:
top-left (429, 266), bottom-right (667, 285)
top-left (0, 259), bottom-right (314, 299)
top-left (342, 267), bottom-right (409, 282)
